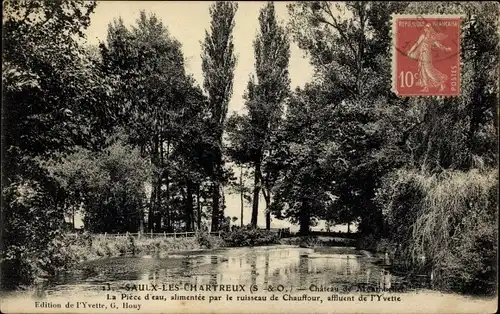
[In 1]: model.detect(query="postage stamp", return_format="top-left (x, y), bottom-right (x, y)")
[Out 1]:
top-left (392, 15), bottom-right (462, 97)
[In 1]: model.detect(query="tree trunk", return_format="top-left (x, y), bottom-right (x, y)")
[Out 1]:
top-left (197, 183), bottom-right (202, 231)
top-left (151, 135), bottom-right (162, 232)
top-left (251, 161), bottom-right (261, 228)
top-left (139, 206), bottom-right (144, 234)
top-left (264, 192), bottom-right (271, 230)
top-left (149, 137), bottom-right (159, 232)
top-left (148, 183), bottom-right (155, 232)
top-left (240, 165), bottom-right (244, 227)
top-left (299, 203), bottom-right (310, 236)
top-left (211, 178), bottom-right (220, 232)
top-left (72, 203), bottom-right (75, 230)
top-left (164, 139), bottom-right (171, 232)
top-left (211, 140), bottom-right (222, 231)
top-left (186, 180), bottom-right (194, 232)
top-left (155, 170), bottom-right (162, 232)
top-left (153, 135), bottom-right (162, 232)
top-left (347, 222), bottom-right (351, 233)
top-left (221, 185), bottom-right (225, 219)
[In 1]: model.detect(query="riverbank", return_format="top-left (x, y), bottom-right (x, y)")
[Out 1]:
top-left (65, 232), bottom-right (226, 263)
top-left (64, 226), bottom-right (286, 263)
top-left (280, 236), bottom-right (356, 247)
top-left (67, 231), bottom-right (360, 264)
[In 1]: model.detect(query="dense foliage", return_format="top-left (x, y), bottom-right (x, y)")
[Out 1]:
top-left (277, 1), bottom-right (497, 293)
top-left (222, 226), bottom-right (280, 247)
top-left (201, 1), bottom-right (238, 231)
top-left (378, 169), bottom-right (498, 294)
top-left (44, 138), bottom-right (151, 233)
top-left (99, 11), bottom-right (212, 233)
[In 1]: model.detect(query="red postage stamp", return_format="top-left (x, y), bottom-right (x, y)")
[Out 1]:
top-left (392, 15), bottom-right (462, 97)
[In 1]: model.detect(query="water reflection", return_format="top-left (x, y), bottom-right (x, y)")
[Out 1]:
top-left (47, 246), bottom-right (401, 297)
top-left (264, 253), bottom-right (269, 285)
top-left (209, 255), bottom-right (218, 285)
top-left (298, 254), bottom-right (308, 288)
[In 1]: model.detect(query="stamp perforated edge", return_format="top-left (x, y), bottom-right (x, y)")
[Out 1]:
top-left (390, 14), bottom-right (465, 98)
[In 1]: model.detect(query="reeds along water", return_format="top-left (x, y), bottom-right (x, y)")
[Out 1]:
top-left (382, 168), bottom-right (498, 293)
top-left (65, 233), bottom-right (221, 262)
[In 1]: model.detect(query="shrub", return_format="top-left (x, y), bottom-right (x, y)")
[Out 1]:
top-left (378, 168), bottom-right (498, 294)
top-left (356, 236), bottom-right (379, 251)
top-left (113, 237), bottom-right (129, 256)
top-left (196, 231), bottom-right (216, 249)
top-left (222, 226), bottom-right (280, 247)
top-left (356, 236), bottom-right (394, 253)
top-left (1, 180), bottom-right (77, 290)
top-left (126, 234), bottom-right (137, 256)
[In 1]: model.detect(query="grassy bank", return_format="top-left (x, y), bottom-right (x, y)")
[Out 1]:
top-left (65, 232), bottom-right (225, 263)
top-left (373, 168), bottom-right (498, 295)
top-left (65, 227), bottom-right (283, 263)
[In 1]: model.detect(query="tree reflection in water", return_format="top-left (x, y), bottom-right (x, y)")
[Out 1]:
top-left (264, 253), bottom-right (270, 285)
top-left (298, 254), bottom-right (309, 289)
top-left (46, 247), bottom-right (400, 297)
top-left (248, 253), bottom-right (258, 286)
top-left (209, 255), bottom-right (218, 285)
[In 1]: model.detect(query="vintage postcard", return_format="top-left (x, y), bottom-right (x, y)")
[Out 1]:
top-left (1, 1), bottom-right (498, 314)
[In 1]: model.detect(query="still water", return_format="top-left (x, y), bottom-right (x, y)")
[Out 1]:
top-left (44, 246), bottom-right (406, 297)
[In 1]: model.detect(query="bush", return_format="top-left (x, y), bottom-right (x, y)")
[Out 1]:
top-left (1, 179), bottom-right (78, 290)
top-left (378, 168), bottom-right (498, 294)
top-left (222, 226), bottom-right (280, 247)
top-left (127, 234), bottom-right (137, 255)
top-left (196, 231), bottom-right (224, 249)
top-left (65, 232), bottom-right (222, 260)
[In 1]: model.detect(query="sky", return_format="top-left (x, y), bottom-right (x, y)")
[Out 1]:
top-left (85, 1), bottom-right (314, 114)
top-left (81, 1), bottom-right (350, 232)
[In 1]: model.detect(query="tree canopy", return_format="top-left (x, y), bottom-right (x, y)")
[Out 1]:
top-left (201, 1), bottom-right (238, 231)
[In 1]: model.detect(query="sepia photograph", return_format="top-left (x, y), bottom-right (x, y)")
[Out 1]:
top-left (1, 1), bottom-right (498, 313)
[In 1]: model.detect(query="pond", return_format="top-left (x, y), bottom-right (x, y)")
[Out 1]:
top-left (44, 245), bottom-right (406, 298)
top-left (2, 245), bottom-right (496, 313)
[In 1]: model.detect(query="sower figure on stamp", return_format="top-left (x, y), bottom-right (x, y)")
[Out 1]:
top-left (407, 23), bottom-right (452, 92)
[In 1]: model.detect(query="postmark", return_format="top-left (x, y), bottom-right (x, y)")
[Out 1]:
top-left (392, 15), bottom-right (462, 97)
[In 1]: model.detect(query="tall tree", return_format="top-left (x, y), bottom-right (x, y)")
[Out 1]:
top-left (226, 163), bottom-right (252, 227)
top-left (100, 11), bottom-right (190, 232)
top-left (270, 84), bottom-right (344, 235)
top-left (287, 1), bottom-right (409, 235)
top-left (252, 2), bottom-right (290, 229)
top-left (201, 1), bottom-right (238, 231)
top-left (287, 1), bottom-right (498, 238)
top-left (170, 81), bottom-right (211, 232)
top-left (226, 2), bottom-right (290, 229)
